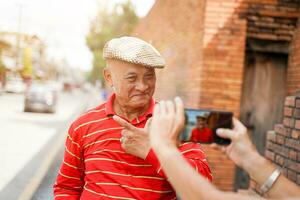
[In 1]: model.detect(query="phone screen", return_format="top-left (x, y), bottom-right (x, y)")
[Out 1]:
top-left (180, 108), bottom-right (233, 145)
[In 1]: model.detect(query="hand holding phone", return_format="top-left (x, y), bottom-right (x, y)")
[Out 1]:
top-left (181, 109), bottom-right (233, 145)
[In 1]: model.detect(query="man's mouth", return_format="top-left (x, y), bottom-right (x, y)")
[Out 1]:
top-left (131, 93), bottom-right (148, 97)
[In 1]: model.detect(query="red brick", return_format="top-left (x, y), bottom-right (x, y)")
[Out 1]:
top-left (285, 96), bottom-right (296, 107)
top-left (286, 159), bottom-right (300, 173)
top-left (284, 107), bottom-right (294, 117)
top-left (267, 130), bottom-right (276, 142)
top-left (295, 120), bottom-right (300, 130)
top-left (291, 129), bottom-right (300, 139)
top-left (286, 138), bottom-right (300, 151)
top-left (266, 140), bottom-right (272, 149)
top-left (274, 124), bottom-right (284, 134)
top-left (293, 108), bottom-right (300, 119)
top-left (287, 19), bottom-right (300, 95)
top-left (275, 155), bottom-right (285, 165)
top-left (289, 150), bottom-right (298, 161)
top-left (276, 134), bottom-right (285, 145)
top-left (247, 32), bottom-right (278, 40)
top-left (283, 117), bottom-right (295, 128)
top-left (265, 150), bottom-right (275, 161)
top-left (296, 99), bottom-right (300, 108)
top-left (268, 142), bottom-right (289, 157)
top-left (274, 124), bottom-right (290, 136)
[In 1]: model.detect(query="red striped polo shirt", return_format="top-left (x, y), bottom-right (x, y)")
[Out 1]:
top-left (54, 94), bottom-right (212, 200)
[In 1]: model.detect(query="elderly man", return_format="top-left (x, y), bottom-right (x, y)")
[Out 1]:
top-left (190, 115), bottom-right (213, 143)
top-left (53, 36), bottom-right (212, 200)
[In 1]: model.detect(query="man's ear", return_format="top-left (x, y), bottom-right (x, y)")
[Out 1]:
top-left (103, 67), bottom-right (113, 87)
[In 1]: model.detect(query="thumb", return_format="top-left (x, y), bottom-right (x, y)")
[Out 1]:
top-left (113, 115), bottom-right (136, 131)
top-left (216, 128), bottom-right (235, 140)
top-left (144, 117), bottom-right (152, 132)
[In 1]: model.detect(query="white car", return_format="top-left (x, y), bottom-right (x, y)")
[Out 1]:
top-left (5, 79), bottom-right (25, 93)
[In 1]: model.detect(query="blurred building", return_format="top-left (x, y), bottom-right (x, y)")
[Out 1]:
top-left (0, 32), bottom-right (46, 78)
top-left (134, 0), bottom-right (300, 193)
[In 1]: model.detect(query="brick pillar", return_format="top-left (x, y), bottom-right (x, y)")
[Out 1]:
top-left (287, 18), bottom-right (300, 95)
top-left (200, 0), bottom-right (248, 191)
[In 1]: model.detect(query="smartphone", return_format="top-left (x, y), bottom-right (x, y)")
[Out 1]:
top-left (181, 108), bottom-right (233, 145)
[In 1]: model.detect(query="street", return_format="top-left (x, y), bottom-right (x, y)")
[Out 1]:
top-left (0, 89), bottom-right (103, 200)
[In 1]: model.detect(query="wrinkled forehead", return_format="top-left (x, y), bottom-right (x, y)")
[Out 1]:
top-left (107, 59), bottom-right (155, 75)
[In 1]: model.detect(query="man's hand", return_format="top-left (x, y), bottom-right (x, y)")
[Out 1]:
top-left (149, 97), bottom-right (185, 149)
top-left (113, 115), bottom-right (151, 159)
top-left (213, 118), bottom-right (258, 169)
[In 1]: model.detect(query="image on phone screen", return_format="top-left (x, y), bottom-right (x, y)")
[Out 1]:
top-left (180, 109), bottom-right (233, 145)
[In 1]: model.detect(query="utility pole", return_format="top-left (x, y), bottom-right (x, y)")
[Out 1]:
top-left (15, 0), bottom-right (25, 70)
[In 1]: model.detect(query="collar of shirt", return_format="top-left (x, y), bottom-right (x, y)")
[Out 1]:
top-left (105, 93), bottom-right (155, 125)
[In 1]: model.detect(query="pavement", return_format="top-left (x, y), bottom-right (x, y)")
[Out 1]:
top-left (0, 88), bottom-right (103, 200)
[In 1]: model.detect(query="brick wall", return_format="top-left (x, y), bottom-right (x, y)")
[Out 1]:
top-left (201, 0), bottom-right (246, 115)
top-left (200, 0), bottom-right (248, 191)
top-left (245, 0), bottom-right (299, 41)
top-left (287, 18), bottom-right (300, 95)
top-left (265, 95), bottom-right (300, 185)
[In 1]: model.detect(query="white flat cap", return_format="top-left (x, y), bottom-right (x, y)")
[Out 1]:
top-left (103, 36), bottom-right (165, 68)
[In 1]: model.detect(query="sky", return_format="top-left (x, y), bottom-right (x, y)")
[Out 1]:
top-left (0, 0), bottom-right (155, 71)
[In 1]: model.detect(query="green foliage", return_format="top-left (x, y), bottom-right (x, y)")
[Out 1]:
top-left (86, 0), bottom-right (139, 84)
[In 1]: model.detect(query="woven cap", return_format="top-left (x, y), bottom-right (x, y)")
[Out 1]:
top-left (103, 36), bottom-right (165, 68)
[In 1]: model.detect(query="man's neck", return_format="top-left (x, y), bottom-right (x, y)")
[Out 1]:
top-left (113, 99), bottom-right (150, 121)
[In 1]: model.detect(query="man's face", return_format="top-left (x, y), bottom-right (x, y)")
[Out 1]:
top-left (104, 59), bottom-right (156, 109)
top-left (196, 118), bottom-right (207, 130)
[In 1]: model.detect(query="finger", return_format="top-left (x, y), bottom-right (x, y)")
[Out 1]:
top-left (232, 117), bottom-right (247, 132)
top-left (120, 136), bottom-right (124, 143)
top-left (159, 100), bottom-right (166, 115)
top-left (121, 130), bottom-right (127, 136)
top-left (122, 130), bottom-right (134, 139)
top-left (122, 136), bottom-right (130, 144)
top-left (216, 128), bottom-right (235, 140)
top-left (210, 143), bottom-right (220, 150)
top-left (144, 117), bottom-right (152, 132)
top-left (174, 97), bottom-right (184, 117)
top-left (210, 143), bottom-right (225, 152)
top-left (166, 100), bottom-right (175, 115)
top-left (221, 146), bottom-right (227, 153)
top-left (174, 97), bottom-right (185, 126)
top-left (153, 103), bottom-right (160, 117)
top-left (113, 115), bottom-right (136, 131)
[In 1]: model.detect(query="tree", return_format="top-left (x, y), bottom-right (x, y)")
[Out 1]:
top-left (86, 0), bottom-right (139, 84)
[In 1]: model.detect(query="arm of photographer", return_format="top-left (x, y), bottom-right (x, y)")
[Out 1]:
top-left (149, 97), bottom-right (300, 200)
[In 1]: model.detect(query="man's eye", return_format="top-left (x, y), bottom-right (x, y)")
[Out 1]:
top-left (126, 77), bottom-right (136, 81)
top-left (145, 74), bottom-right (154, 79)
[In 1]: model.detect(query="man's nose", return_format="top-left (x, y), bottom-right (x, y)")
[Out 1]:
top-left (135, 81), bottom-right (148, 91)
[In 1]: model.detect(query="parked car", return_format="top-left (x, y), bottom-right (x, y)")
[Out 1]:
top-left (24, 84), bottom-right (58, 113)
top-left (5, 78), bottom-right (25, 93)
